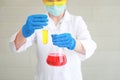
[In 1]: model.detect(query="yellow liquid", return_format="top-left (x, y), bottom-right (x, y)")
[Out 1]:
top-left (42, 30), bottom-right (48, 44)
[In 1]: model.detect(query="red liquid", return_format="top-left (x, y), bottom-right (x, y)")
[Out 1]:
top-left (46, 53), bottom-right (67, 66)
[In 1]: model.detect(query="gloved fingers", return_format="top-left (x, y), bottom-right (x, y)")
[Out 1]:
top-left (33, 25), bottom-right (47, 29)
top-left (22, 25), bottom-right (35, 38)
top-left (32, 17), bottom-right (48, 22)
top-left (53, 33), bottom-right (71, 38)
top-left (32, 26), bottom-right (43, 29)
top-left (51, 33), bottom-right (71, 42)
top-left (53, 38), bottom-right (76, 50)
top-left (29, 14), bottom-right (48, 20)
top-left (31, 22), bottom-right (48, 27)
top-left (53, 41), bottom-right (67, 47)
top-left (53, 38), bottom-right (71, 45)
top-left (27, 14), bottom-right (48, 24)
top-left (32, 14), bottom-right (48, 18)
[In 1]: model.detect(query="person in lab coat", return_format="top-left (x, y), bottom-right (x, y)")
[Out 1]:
top-left (9, 0), bottom-right (97, 80)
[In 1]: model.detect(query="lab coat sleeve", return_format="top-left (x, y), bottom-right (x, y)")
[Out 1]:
top-left (76, 16), bottom-right (97, 61)
top-left (9, 30), bottom-right (35, 53)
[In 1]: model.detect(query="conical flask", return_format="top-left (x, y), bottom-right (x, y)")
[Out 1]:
top-left (46, 45), bottom-right (67, 67)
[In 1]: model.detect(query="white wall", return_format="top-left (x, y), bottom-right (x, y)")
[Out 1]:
top-left (0, 0), bottom-right (120, 80)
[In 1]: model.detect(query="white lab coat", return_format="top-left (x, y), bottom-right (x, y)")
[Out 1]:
top-left (9, 11), bottom-right (97, 80)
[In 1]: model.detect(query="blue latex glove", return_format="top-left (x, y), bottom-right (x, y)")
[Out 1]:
top-left (22, 14), bottom-right (48, 38)
top-left (51, 33), bottom-right (76, 50)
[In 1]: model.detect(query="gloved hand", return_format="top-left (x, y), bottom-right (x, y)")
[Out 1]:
top-left (22, 14), bottom-right (48, 38)
top-left (51, 33), bottom-right (76, 50)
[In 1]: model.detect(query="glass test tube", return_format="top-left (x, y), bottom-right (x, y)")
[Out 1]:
top-left (42, 29), bottom-right (48, 44)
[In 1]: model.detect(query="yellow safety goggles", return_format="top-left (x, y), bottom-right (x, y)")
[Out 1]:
top-left (43, 0), bottom-right (67, 6)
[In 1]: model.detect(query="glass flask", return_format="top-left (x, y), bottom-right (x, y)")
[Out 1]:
top-left (46, 45), bottom-right (67, 67)
top-left (42, 28), bottom-right (67, 67)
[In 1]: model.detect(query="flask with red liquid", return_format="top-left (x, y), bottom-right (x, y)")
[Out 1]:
top-left (46, 45), bottom-right (67, 67)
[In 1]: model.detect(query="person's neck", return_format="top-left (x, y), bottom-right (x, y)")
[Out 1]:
top-left (48, 10), bottom-right (65, 26)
